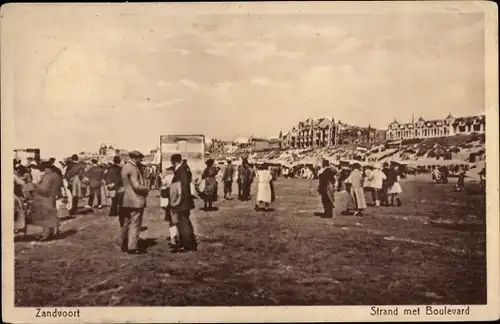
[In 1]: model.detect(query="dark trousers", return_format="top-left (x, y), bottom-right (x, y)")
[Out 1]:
top-left (238, 182), bottom-right (243, 199)
top-left (381, 184), bottom-right (389, 206)
top-left (171, 210), bottom-right (197, 250)
top-left (69, 196), bottom-right (79, 214)
top-left (321, 193), bottom-right (334, 218)
top-left (120, 207), bottom-right (144, 251)
top-left (223, 181), bottom-right (233, 197)
top-left (109, 191), bottom-right (123, 217)
top-left (88, 186), bottom-right (102, 207)
top-left (238, 182), bottom-right (251, 200)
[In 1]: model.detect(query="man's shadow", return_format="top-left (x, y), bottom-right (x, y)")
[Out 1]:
top-left (199, 207), bottom-right (219, 212)
top-left (14, 229), bottom-right (78, 243)
top-left (138, 238), bottom-right (158, 250)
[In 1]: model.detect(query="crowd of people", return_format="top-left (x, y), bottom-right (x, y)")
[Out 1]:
top-left (317, 161), bottom-right (404, 218)
top-left (12, 149), bottom-right (278, 254)
top-left (13, 149), bottom-right (483, 255)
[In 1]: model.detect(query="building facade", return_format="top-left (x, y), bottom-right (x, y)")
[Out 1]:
top-left (280, 117), bottom-right (381, 149)
top-left (386, 114), bottom-right (486, 141)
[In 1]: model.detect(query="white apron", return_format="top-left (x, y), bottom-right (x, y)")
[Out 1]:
top-left (256, 170), bottom-right (272, 203)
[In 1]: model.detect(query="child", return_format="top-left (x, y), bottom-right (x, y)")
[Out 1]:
top-left (455, 168), bottom-right (466, 192)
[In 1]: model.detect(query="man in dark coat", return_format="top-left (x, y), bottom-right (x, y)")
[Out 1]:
top-left (64, 154), bottom-right (85, 215)
top-left (169, 153), bottom-right (197, 252)
top-left (120, 151), bottom-right (150, 254)
top-left (318, 159), bottom-right (337, 218)
top-left (49, 158), bottom-right (63, 178)
top-left (237, 158), bottom-right (254, 201)
top-left (381, 162), bottom-right (391, 206)
top-left (105, 155), bottom-right (124, 218)
top-left (182, 159), bottom-right (193, 183)
top-left (222, 159), bottom-right (235, 200)
top-left (86, 159), bottom-right (106, 209)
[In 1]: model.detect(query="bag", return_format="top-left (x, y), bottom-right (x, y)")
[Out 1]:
top-left (169, 182), bottom-right (182, 207)
top-left (195, 178), bottom-right (206, 194)
top-left (108, 189), bottom-right (116, 198)
top-left (160, 197), bottom-right (169, 208)
top-left (160, 188), bottom-right (169, 198)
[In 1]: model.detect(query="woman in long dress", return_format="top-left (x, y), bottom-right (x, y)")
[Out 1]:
top-left (14, 172), bottom-right (29, 235)
top-left (255, 163), bottom-right (275, 211)
top-left (201, 159), bottom-right (218, 211)
top-left (26, 160), bottom-right (63, 241)
top-left (345, 163), bottom-right (367, 216)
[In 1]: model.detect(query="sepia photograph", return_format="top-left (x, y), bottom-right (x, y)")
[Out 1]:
top-left (1, 1), bottom-right (498, 323)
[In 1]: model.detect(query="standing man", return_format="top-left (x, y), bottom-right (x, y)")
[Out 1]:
top-left (86, 159), bottom-right (106, 209)
top-left (120, 151), bottom-right (150, 254)
top-left (65, 154), bottom-right (85, 215)
top-left (381, 162), bottom-right (391, 206)
top-left (237, 158), bottom-right (254, 201)
top-left (143, 164), bottom-right (152, 189)
top-left (106, 156), bottom-right (124, 219)
top-left (317, 159), bottom-right (337, 218)
top-left (222, 159), bottom-right (235, 200)
top-left (169, 153), bottom-right (197, 252)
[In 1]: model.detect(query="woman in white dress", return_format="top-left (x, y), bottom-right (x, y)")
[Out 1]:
top-left (388, 165), bottom-right (403, 206)
top-left (255, 163), bottom-right (275, 211)
top-left (368, 163), bottom-right (387, 207)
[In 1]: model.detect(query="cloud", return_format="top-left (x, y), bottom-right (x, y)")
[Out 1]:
top-left (179, 79), bottom-right (199, 90)
top-left (275, 50), bottom-right (305, 59)
top-left (251, 77), bottom-right (270, 87)
top-left (329, 38), bottom-right (363, 55)
top-left (152, 98), bottom-right (185, 108)
top-left (170, 48), bottom-right (190, 55)
top-left (156, 80), bottom-right (172, 87)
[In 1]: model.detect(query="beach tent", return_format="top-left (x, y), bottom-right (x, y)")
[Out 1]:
top-left (398, 159), bottom-right (469, 167)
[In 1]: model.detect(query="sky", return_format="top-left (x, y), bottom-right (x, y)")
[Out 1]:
top-left (5, 3), bottom-right (485, 157)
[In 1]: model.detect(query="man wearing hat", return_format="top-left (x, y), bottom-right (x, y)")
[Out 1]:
top-left (222, 159), bottom-right (235, 200)
top-left (106, 155), bottom-right (124, 218)
top-left (120, 150), bottom-right (150, 254)
top-left (86, 159), bottom-right (106, 209)
top-left (317, 159), bottom-right (337, 218)
top-left (65, 154), bottom-right (85, 215)
top-left (381, 162), bottom-right (391, 206)
top-left (237, 157), bottom-right (254, 201)
top-left (169, 153), bottom-right (197, 252)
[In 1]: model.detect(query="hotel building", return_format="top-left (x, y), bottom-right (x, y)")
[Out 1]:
top-left (280, 117), bottom-right (383, 149)
top-left (386, 113), bottom-right (486, 141)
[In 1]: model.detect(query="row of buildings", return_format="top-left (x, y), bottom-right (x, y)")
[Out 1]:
top-left (386, 113), bottom-right (486, 141)
top-left (207, 112), bottom-right (485, 154)
top-left (279, 117), bottom-right (386, 150)
top-left (278, 113), bottom-right (486, 150)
